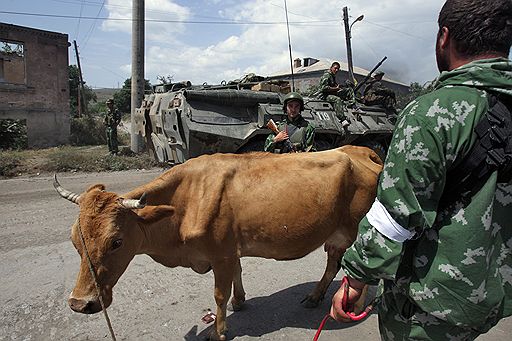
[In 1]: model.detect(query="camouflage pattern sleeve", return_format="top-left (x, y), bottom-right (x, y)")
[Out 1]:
top-left (115, 110), bottom-right (122, 124)
top-left (263, 132), bottom-right (276, 152)
top-left (303, 123), bottom-right (315, 152)
top-left (342, 217), bottom-right (404, 285)
top-left (342, 96), bottom-right (448, 283)
top-left (319, 72), bottom-right (330, 93)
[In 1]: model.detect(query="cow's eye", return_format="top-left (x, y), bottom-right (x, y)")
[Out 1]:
top-left (112, 239), bottom-right (123, 250)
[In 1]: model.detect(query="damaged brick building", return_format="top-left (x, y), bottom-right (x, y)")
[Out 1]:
top-left (0, 22), bottom-right (70, 148)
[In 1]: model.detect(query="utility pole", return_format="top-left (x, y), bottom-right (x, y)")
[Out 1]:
top-left (73, 40), bottom-right (87, 116)
top-left (284, 0), bottom-right (295, 92)
top-left (131, 0), bottom-right (145, 153)
top-left (342, 7), bottom-right (355, 84)
top-left (342, 7), bottom-right (364, 85)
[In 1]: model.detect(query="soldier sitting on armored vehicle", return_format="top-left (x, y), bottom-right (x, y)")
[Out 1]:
top-left (362, 71), bottom-right (397, 112)
top-left (319, 62), bottom-right (351, 128)
top-left (264, 92), bottom-right (315, 153)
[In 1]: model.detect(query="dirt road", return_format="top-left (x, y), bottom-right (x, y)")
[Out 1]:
top-left (0, 170), bottom-right (510, 340)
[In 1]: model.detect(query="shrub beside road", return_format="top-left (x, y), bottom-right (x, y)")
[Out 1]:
top-left (0, 145), bottom-right (165, 178)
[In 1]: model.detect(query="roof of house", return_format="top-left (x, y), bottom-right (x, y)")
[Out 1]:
top-left (268, 58), bottom-right (408, 87)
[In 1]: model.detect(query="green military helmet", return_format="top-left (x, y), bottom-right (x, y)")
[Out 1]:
top-left (282, 92), bottom-right (304, 112)
top-left (374, 71), bottom-right (385, 78)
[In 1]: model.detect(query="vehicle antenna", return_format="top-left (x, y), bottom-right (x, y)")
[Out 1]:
top-left (283, 0), bottom-right (295, 92)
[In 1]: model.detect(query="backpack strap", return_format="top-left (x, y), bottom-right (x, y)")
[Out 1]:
top-left (440, 93), bottom-right (512, 206)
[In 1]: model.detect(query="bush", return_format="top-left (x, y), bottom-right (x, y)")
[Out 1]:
top-left (0, 119), bottom-right (28, 150)
top-left (0, 151), bottom-right (22, 177)
top-left (0, 145), bottom-right (165, 178)
top-left (41, 146), bottom-right (162, 173)
top-left (70, 115), bottom-right (106, 146)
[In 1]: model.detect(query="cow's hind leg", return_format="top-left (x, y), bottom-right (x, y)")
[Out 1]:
top-left (211, 259), bottom-right (235, 341)
top-left (301, 232), bottom-right (350, 308)
top-left (229, 258), bottom-right (246, 311)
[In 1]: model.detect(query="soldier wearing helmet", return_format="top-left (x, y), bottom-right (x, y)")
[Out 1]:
top-left (362, 71), bottom-right (396, 112)
top-left (263, 92), bottom-right (315, 153)
top-left (104, 98), bottom-right (122, 155)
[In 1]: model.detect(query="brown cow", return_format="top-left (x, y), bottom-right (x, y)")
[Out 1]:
top-left (54, 145), bottom-right (382, 340)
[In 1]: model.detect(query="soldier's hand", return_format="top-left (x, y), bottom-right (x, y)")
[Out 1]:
top-left (273, 131), bottom-right (289, 143)
top-left (330, 277), bottom-right (366, 323)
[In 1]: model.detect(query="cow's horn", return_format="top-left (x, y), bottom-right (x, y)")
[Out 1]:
top-left (120, 192), bottom-right (147, 209)
top-left (53, 174), bottom-right (80, 204)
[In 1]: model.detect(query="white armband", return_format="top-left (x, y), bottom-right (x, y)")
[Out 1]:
top-left (366, 198), bottom-right (414, 243)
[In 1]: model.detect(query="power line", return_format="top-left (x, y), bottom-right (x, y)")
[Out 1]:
top-left (0, 10), bottom-right (340, 26)
top-left (348, 14), bottom-right (431, 42)
top-left (73, 0), bottom-right (85, 42)
top-left (2, 10), bottom-right (432, 41)
top-left (80, 0), bottom-right (107, 49)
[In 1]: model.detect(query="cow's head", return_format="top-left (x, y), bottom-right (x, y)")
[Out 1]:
top-left (54, 175), bottom-right (173, 314)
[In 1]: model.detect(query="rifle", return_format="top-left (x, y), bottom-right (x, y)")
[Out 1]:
top-left (266, 119), bottom-right (297, 152)
top-left (353, 56), bottom-right (388, 94)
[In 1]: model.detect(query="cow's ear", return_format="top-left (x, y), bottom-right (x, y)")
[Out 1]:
top-left (136, 205), bottom-right (175, 224)
top-left (86, 184), bottom-right (106, 192)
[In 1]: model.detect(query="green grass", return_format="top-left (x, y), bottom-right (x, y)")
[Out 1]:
top-left (0, 145), bottom-right (166, 178)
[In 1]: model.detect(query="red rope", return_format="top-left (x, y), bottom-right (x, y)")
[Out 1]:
top-left (312, 276), bottom-right (375, 340)
top-left (313, 314), bottom-right (331, 341)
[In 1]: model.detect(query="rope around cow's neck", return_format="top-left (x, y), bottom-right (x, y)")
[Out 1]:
top-left (77, 217), bottom-right (117, 341)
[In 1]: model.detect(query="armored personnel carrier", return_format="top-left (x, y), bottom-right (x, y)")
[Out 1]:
top-left (134, 80), bottom-right (395, 164)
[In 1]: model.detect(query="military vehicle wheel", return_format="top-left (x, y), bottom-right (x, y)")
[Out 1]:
top-left (237, 139), bottom-right (266, 153)
top-left (314, 139), bottom-right (333, 151)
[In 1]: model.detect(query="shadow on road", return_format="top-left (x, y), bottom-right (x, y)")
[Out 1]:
top-left (183, 281), bottom-right (375, 340)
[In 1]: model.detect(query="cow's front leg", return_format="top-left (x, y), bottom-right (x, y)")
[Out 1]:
top-left (211, 260), bottom-right (235, 341)
top-left (230, 258), bottom-right (246, 311)
top-left (301, 231), bottom-right (351, 308)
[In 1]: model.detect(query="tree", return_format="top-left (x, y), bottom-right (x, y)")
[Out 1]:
top-left (68, 65), bottom-right (97, 117)
top-left (113, 78), bottom-right (152, 114)
top-left (395, 81), bottom-right (434, 110)
top-left (156, 74), bottom-right (174, 84)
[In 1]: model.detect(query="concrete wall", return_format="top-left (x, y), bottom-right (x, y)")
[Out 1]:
top-left (0, 23), bottom-right (70, 148)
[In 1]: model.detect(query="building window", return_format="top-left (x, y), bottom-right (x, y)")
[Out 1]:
top-left (0, 40), bottom-right (26, 84)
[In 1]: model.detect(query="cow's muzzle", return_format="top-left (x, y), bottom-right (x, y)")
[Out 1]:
top-left (68, 297), bottom-right (102, 314)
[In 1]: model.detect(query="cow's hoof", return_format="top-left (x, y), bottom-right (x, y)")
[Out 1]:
top-left (228, 298), bottom-right (245, 312)
top-left (300, 295), bottom-right (320, 308)
top-left (208, 327), bottom-right (228, 341)
top-left (208, 332), bottom-right (227, 341)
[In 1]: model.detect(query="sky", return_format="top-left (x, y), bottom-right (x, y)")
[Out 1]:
top-left (2, 0), bottom-right (454, 89)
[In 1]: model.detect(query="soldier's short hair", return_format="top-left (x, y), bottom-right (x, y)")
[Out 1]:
top-left (438, 0), bottom-right (512, 57)
top-left (331, 61), bottom-right (341, 68)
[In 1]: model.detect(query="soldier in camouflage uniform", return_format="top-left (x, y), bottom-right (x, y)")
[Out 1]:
top-left (319, 62), bottom-right (350, 128)
top-left (363, 71), bottom-right (397, 112)
top-left (104, 98), bottom-right (121, 155)
top-left (329, 0), bottom-right (512, 340)
top-left (264, 92), bottom-right (315, 153)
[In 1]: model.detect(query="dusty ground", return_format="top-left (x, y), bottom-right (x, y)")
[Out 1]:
top-left (0, 170), bottom-right (510, 340)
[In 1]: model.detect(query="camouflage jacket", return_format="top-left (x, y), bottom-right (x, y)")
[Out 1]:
top-left (341, 58), bottom-right (512, 332)
top-left (264, 115), bottom-right (315, 153)
top-left (105, 108), bottom-right (121, 128)
top-left (319, 71), bottom-right (338, 99)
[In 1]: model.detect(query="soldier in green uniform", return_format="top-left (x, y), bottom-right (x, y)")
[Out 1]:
top-left (319, 62), bottom-right (350, 128)
top-left (362, 71), bottom-right (396, 112)
top-left (264, 92), bottom-right (315, 153)
top-left (104, 98), bottom-right (121, 155)
top-left (329, 0), bottom-right (512, 340)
